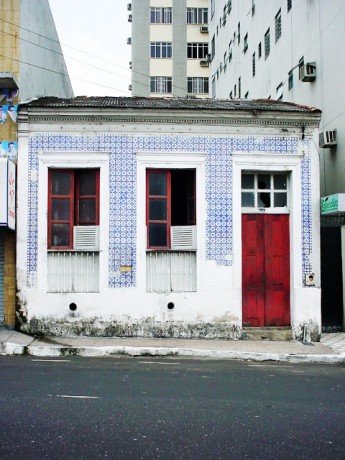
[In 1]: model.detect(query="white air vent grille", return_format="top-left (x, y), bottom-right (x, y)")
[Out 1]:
top-left (319, 130), bottom-right (337, 148)
top-left (200, 26), bottom-right (208, 33)
top-left (200, 59), bottom-right (209, 67)
top-left (73, 226), bottom-right (99, 250)
top-left (171, 226), bottom-right (196, 250)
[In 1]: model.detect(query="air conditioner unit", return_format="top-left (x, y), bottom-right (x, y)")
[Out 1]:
top-left (319, 130), bottom-right (337, 148)
top-left (171, 226), bottom-right (197, 250)
top-left (200, 59), bottom-right (209, 67)
top-left (300, 62), bottom-right (316, 82)
top-left (73, 226), bottom-right (99, 251)
top-left (127, 3), bottom-right (132, 11)
top-left (200, 26), bottom-right (208, 33)
top-left (128, 14), bottom-right (132, 22)
top-left (127, 37), bottom-right (132, 45)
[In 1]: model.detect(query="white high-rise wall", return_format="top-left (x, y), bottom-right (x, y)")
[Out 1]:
top-left (209, 0), bottom-right (345, 197)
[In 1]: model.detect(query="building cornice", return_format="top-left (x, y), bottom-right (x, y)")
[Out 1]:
top-left (20, 109), bottom-right (321, 129)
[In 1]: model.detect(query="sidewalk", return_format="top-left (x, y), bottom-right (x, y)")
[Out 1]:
top-left (1, 328), bottom-right (345, 363)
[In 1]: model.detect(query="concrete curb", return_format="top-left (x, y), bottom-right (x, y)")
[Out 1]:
top-left (1, 342), bottom-right (345, 364)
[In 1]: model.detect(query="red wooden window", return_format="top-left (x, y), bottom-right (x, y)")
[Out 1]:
top-left (146, 169), bottom-right (196, 249)
top-left (48, 169), bottom-right (100, 249)
top-left (146, 170), bottom-right (171, 249)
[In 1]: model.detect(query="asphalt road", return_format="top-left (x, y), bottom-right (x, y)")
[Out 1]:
top-left (0, 356), bottom-right (344, 460)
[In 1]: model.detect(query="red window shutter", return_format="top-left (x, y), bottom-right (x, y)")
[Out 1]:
top-left (75, 169), bottom-right (100, 226)
top-left (146, 169), bottom-right (171, 249)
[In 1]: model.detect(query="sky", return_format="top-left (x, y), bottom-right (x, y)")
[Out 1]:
top-left (48, 0), bottom-right (132, 97)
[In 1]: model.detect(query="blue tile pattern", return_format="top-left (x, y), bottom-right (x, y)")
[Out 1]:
top-left (300, 140), bottom-right (313, 285)
top-left (26, 133), bottom-right (310, 288)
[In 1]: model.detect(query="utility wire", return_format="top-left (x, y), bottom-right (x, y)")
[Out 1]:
top-left (0, 16), bottom-right (209, 95)
top-left (0, 53), bottom-right (129, 94)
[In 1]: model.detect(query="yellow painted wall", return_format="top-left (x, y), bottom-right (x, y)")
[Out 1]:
top-left (0, 0), bottom-right (20, 77)
top-left (0, 0), bottom-right (19, 328)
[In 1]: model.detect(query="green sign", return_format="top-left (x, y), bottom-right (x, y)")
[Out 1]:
top-left (321, 194), bottom-right (339, 214)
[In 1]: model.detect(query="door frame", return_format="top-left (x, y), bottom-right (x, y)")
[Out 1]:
top-left (232, 152), bottom-right (304, 327)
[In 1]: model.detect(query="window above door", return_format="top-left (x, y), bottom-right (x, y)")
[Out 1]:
top-left (241, 172), bottom-right (288, 212)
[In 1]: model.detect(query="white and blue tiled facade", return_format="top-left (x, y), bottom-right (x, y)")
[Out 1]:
top-left (26, 132), bottom-right (310, 289)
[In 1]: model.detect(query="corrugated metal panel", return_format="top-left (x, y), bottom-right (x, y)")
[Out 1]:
top-left (48, 251), bottom-right (99, 293)
top-left (0, 232), bottom-right (4, 322)
top-left (146, 251), bottom-right (196, 293)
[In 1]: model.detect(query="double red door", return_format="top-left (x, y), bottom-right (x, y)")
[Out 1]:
top-left (242, 214), bottom-right (290, 327)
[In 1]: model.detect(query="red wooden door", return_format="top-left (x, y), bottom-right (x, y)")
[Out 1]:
top-left (242, 214), bottom-right (290, 327)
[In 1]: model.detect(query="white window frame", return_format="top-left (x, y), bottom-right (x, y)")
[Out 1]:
top-left (150, 7), bottom-right (172, 24)
top-left (241, 172), bottom-right (289, 213)
top-left (186, 8), bottom-right (208, 24)
top-left (136, 151), bottom-right (206, 292)
top-left (150, 42), bottom-right (173, 59)
top-left (150, 77), bottom-right (172, 94)
top-left (187, 42), bottom-right (209, 59)
top-left (187, 77), bottom-right (209, 94)
top-left (37, 151), bottom-right (109, 292)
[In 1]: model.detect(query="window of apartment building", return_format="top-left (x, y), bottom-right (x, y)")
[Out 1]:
top-left (288, 70), bottom-right (293, 90)
top-left (276, 82), bottom-right (283, 100)
top-left (234, 84), bottom-right (237, 97)
top-left (48, 169), bottom-right (99, 250)
top-left (212, 76), bottom-right (216, 97)
top-left (187, 42), bottom-right (209, 59)
top-left (243, 33), bottom-right (248, 53)
top-left (237, 22), bottom-right (241, 44)
top-left (258, 42), bottom-right (262, 58)
top-left (150, 7), bottom-right (172, 24)
top-left (227, 0), bottom-right (232, 14)
top-left (229, 49), bottom-right (233, 63)
top-left (241, 173), bottom-right (288, 209)
top-left (150, 42), bottom-right (172, 58)
top-left (244, 91), bottom-right (249, 99)
top-left (264, 28), bottom-right (270, 59)
top-left (275, 9), bottom-right (282, 42)
top-left (187, 77), bottom-right (209, 94)
top-left (211, 35), bottom-right (215, 60)
top-left (150, 77), bottom-right (172, 93)
top-left (224, 52), bottom-right (228, 70)
top-left (298, 57), bottom-right (304, 80)
top-left (211, 0), bottom-right (215, 18)
top-left (229, 90), bottom-right (233, 99)
top-left (287, 0), bottom-right (292, 12)
top-left (238, 77), bottom-right (241, 98)
top-left (252, 52), bottom-right (256, 77)
top-left (252, 0), bottom-right (255, 16)
top-left (186, 8), bottom-right (208, 24)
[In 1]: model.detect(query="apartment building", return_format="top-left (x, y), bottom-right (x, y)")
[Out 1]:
top-left (209, 0), bottom-right (345, 331)
top-left (129, 0), bottom-right (210, 97)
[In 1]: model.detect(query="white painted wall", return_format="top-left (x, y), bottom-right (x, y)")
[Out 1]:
top-left (209, 0), bottom-right (345, 197)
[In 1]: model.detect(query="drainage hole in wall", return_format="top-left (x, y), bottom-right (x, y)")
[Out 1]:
top-left (167, 302), bottom-right (175, 310)
top-left (69, 302), bottom-right (77, 311)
